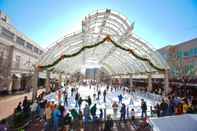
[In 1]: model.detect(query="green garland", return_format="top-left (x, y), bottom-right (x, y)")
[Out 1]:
top-left (38, 36), bottom-right (165, 72)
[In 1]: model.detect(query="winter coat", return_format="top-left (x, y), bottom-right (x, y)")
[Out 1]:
top-left (141, 102), bottom-right (147, 111)
top-left (120, 105), bottom-right (126, 115)
top-left (45, 107), bottom-right (52, 120)
top-left (64, 113), bottom-right (71, 125)
top-left (71, 109), bottom-right (79, 120)
top-left (78, 98), bottom-right (82, 106)
top-left (53, 109), bottom-right (61, 121)
top-left (118, 95), bottom-right (123, 101)
top-left (90, 104), bottom-right (97, 116)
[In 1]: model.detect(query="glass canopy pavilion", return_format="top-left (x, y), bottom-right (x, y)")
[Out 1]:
top-left (33, 9), bottom-right (170, 99)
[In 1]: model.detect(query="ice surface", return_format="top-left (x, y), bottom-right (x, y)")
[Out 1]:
top-left (44, 85), bottom-right (163, 119)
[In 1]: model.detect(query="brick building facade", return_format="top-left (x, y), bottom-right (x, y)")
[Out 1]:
top-left (158, 38), bottom-right (197, 78)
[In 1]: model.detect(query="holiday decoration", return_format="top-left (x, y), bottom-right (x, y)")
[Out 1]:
top-left (37, 36), bottom-right (165, 72)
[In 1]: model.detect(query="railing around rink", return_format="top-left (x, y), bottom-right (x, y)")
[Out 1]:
top-left (134, 90), bottom-right (163, 102)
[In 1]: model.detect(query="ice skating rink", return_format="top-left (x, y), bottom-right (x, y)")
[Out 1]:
top-left (44, 85), bottom-right (163, 119)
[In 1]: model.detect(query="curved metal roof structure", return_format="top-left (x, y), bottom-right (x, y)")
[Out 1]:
top-left (38, 9), bottom-right (169, 75)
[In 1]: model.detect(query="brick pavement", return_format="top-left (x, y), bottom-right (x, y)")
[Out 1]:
top-left (25, 118), bottom-right (152, 131)
top-left (26, 119), bottom-right (137, 131)
top-left (0, 88), bottom-right (45, 120)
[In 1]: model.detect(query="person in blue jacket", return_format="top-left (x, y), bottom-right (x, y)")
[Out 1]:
top-left (118, 94), bottom-right (123, 103)
top-left (52, 106), bottom-right (62, 131)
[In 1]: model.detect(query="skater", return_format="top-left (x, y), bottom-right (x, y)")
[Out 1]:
top-left (96, 84), bottom-right (99, 91)
top-left (106, 85), bottom-right (109, 91)
top-left (90, 104), bottom-right (97, 121)
top-left (71, 88), bottom-right (74, 96)
top-left (120, 103), bottom-right (126, 122)
top-left (64, 92), bottom-right (68, 106)
top-left (118, 94), bottom-right (123, 103)
top-left (75, 92), bottom-right (80, 107)
top-left (78, 97), bottom-right (82, 110)
top-left (129, 96), bottom-right (134, 105)
top-left (141, 99), bottom-right (147, 118)
top-left (99, 109), bottom-right (103, 120)
top-left (87, 96), bottom-right (92, 106)
top-left (97, 90), bottom-right (101, 100)
top-left (112, 101), bottom-right (118, 119)
top-left (128, 89), bottom-right (131, 94)
top-left (127, 106), bottom-right (129, 119)
top-left (93, 93), bottom-right (96, 101)
top-left (84, 104), bottom-right (90, 125)
top-left (103, 90), bottom-right (107, 103)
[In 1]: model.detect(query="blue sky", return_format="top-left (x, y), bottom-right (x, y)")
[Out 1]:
top-left (0, 0), bottom-right (197, 49)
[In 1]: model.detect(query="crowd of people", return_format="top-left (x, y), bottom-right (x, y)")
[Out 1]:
top-left (12, 82), bottom-right (151, 131)
top-left (4, 80), bottom-right (195, 131)
top-left (151, 95), bottom-right (194, 117)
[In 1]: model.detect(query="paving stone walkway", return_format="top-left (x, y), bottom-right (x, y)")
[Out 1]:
top-left (0, 88), bottom-right (45, 120)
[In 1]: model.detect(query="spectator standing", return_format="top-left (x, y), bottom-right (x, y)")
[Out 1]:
top-left (15, 102), bottom-right (22, 113)
top-left (160, 99), bottom-right (168, 116)
top-left (44, 102), bottom-right (52, 131)
top-left (31, 100), bottom-right (38, 118)
top-left (104, 115), bottom-right (113, 131)
top-left (52, 106), bottom-right (62, 131)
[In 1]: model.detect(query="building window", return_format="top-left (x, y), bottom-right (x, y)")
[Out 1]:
top-left (1, 27), bottom-right (14, 41)
top-left (15, 55), bottom-right (20, 69)
top-left (177, 50), bottom-right (183, 58)
top-left (0, 51), bottom-right (3, 57)
top-left (0, 51), bottom-right (3, 65)
top-left (195, 48), bottom-right (197, 56)
top-left (26, 42), bottom-right (33, 50)
top-left (189, 48), bottom-right (194, 57)
top-left (39, 50), bottom-right (43, 55)
top-left (184, 51), bottom-right (189, 57)
top-left (34, 47), bottom-right (39, 54)
top-left (16, 36), bottom-right (25, 47)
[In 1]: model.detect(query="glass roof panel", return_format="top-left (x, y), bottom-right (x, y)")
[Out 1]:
top-left (38, 9), bottom-right (169, 75)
